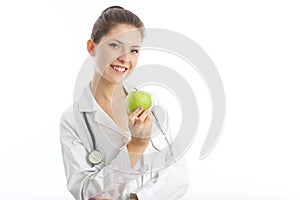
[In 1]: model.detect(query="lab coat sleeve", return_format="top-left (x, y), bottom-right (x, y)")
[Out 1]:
top-left (59, 110), bottom-right (138, 200)
top-left (135, 157), bottom-right (190, 200)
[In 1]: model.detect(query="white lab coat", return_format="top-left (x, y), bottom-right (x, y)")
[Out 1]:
top-left (59, 83), bottom-right (189, 200)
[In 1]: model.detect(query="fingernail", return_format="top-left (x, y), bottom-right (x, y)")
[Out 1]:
top-left (139, 106), bottom-right (143, 110)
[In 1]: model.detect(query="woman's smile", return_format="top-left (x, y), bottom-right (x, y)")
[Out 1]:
top-left (110, 64), bottom-right (129, 74)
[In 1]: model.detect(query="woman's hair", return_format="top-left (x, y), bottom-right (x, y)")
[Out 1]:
top-left (91, 6), bottom-right (145, 44)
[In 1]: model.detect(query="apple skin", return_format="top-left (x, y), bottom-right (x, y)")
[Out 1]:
top-left (126, 91), bottom-right (152, 114)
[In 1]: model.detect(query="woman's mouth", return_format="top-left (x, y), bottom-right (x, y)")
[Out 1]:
top-left (110, 65), bottom-right (128, 74)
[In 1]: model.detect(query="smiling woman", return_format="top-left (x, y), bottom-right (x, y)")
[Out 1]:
top-left (59, 6), bottom-right (189, 200)
top-left (88, 23), bottom-right (142, 86)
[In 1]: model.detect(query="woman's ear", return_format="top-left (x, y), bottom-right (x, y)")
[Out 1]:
top-left (87, 39), bottom-right (96, 57)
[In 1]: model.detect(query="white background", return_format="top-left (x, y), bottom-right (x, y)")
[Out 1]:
top-left (0, 0), bottom-right (300, 199)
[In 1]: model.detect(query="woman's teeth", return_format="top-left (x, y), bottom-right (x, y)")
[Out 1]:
top-left (112, 65), bottom-right (127, 72)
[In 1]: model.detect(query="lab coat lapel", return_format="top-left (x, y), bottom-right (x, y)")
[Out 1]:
top-left (93, 109), bottom-right (123, 133)
top-left (77, 82), bottom-right (135, 141)
top-left (78, 82), bottom-right (131, 134)
top-left (92, 81), bottom-right (135, 134)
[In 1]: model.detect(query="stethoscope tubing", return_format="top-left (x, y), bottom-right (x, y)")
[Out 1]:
top-left (83, 112), bottom-right (96, 150)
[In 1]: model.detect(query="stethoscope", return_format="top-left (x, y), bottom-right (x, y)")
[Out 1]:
top-left (83, 109), bottom-right (173, 166)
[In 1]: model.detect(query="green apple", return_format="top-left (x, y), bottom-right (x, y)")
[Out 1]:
top-left (126, 91), bottom-right (152, 114)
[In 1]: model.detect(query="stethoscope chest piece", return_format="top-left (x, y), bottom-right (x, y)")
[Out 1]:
top-left (88, 150), bottom-right (103, 165)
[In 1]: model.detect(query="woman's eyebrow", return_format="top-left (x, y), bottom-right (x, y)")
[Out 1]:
top-left (111, 39), bottom-right (123, 44)
top-left (131, 45), bottom-right (140, 48)
top-left (111, 39), bottom-right (140, 48)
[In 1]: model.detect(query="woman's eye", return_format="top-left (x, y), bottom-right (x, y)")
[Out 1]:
top-left (130, 49), bottom-right (139, 54)
top-left (109, 43), bottom-right (120, 49)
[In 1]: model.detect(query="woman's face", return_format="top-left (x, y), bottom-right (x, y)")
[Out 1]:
top-left (90, 24), bottom-right (143, 84)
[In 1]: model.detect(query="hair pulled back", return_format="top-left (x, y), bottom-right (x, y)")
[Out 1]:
top-left (91, 6), bottom-right (145, 44)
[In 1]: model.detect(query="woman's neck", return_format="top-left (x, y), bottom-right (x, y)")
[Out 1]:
top-left (90, 73), bottom-right (128, 129)
top-left (90, 75), bottom-right (125, 104)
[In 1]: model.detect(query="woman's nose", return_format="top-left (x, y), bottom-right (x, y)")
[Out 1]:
top-left (117, 53), bottom-right (130, 63)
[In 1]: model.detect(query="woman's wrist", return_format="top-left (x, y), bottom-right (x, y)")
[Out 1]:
top-left (130, 136), bottom-right (150, 146)
top-left (127, 137), bottom-right (150, 153)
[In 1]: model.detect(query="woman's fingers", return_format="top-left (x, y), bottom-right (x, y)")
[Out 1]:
top-left (129, 106), bottom-right (144, 124)
top-left (144, 113), bottom-right (152, 126)
top-left (128, 108), bottom-right (152, 141)
top-left (128, 107), bottom-right (152, 140)
top-left (135, 109), bottom-right (150, 125)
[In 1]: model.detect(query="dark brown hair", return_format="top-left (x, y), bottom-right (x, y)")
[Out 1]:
top-left (91, 6), bottom-right (145, 44)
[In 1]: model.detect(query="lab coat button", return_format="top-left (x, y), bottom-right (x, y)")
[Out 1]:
top-left (72, 139), bottom-right (80, 145)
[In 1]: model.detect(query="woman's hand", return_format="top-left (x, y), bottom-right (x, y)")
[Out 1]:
top-left (127, 106), bottom-right (152, 150)
top-left (127, 106), bottom-right (152, 168)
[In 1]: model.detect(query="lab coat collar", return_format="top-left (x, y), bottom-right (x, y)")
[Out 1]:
top-left (78, 81), bottom-right (135, 135)
top-left (78, 82), bottom-right (97, 113)
top-left (78, 81), bottom-right (135, 113)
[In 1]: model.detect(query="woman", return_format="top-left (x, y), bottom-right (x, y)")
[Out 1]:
top-left (60, 6), bottom-right (189, 200)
